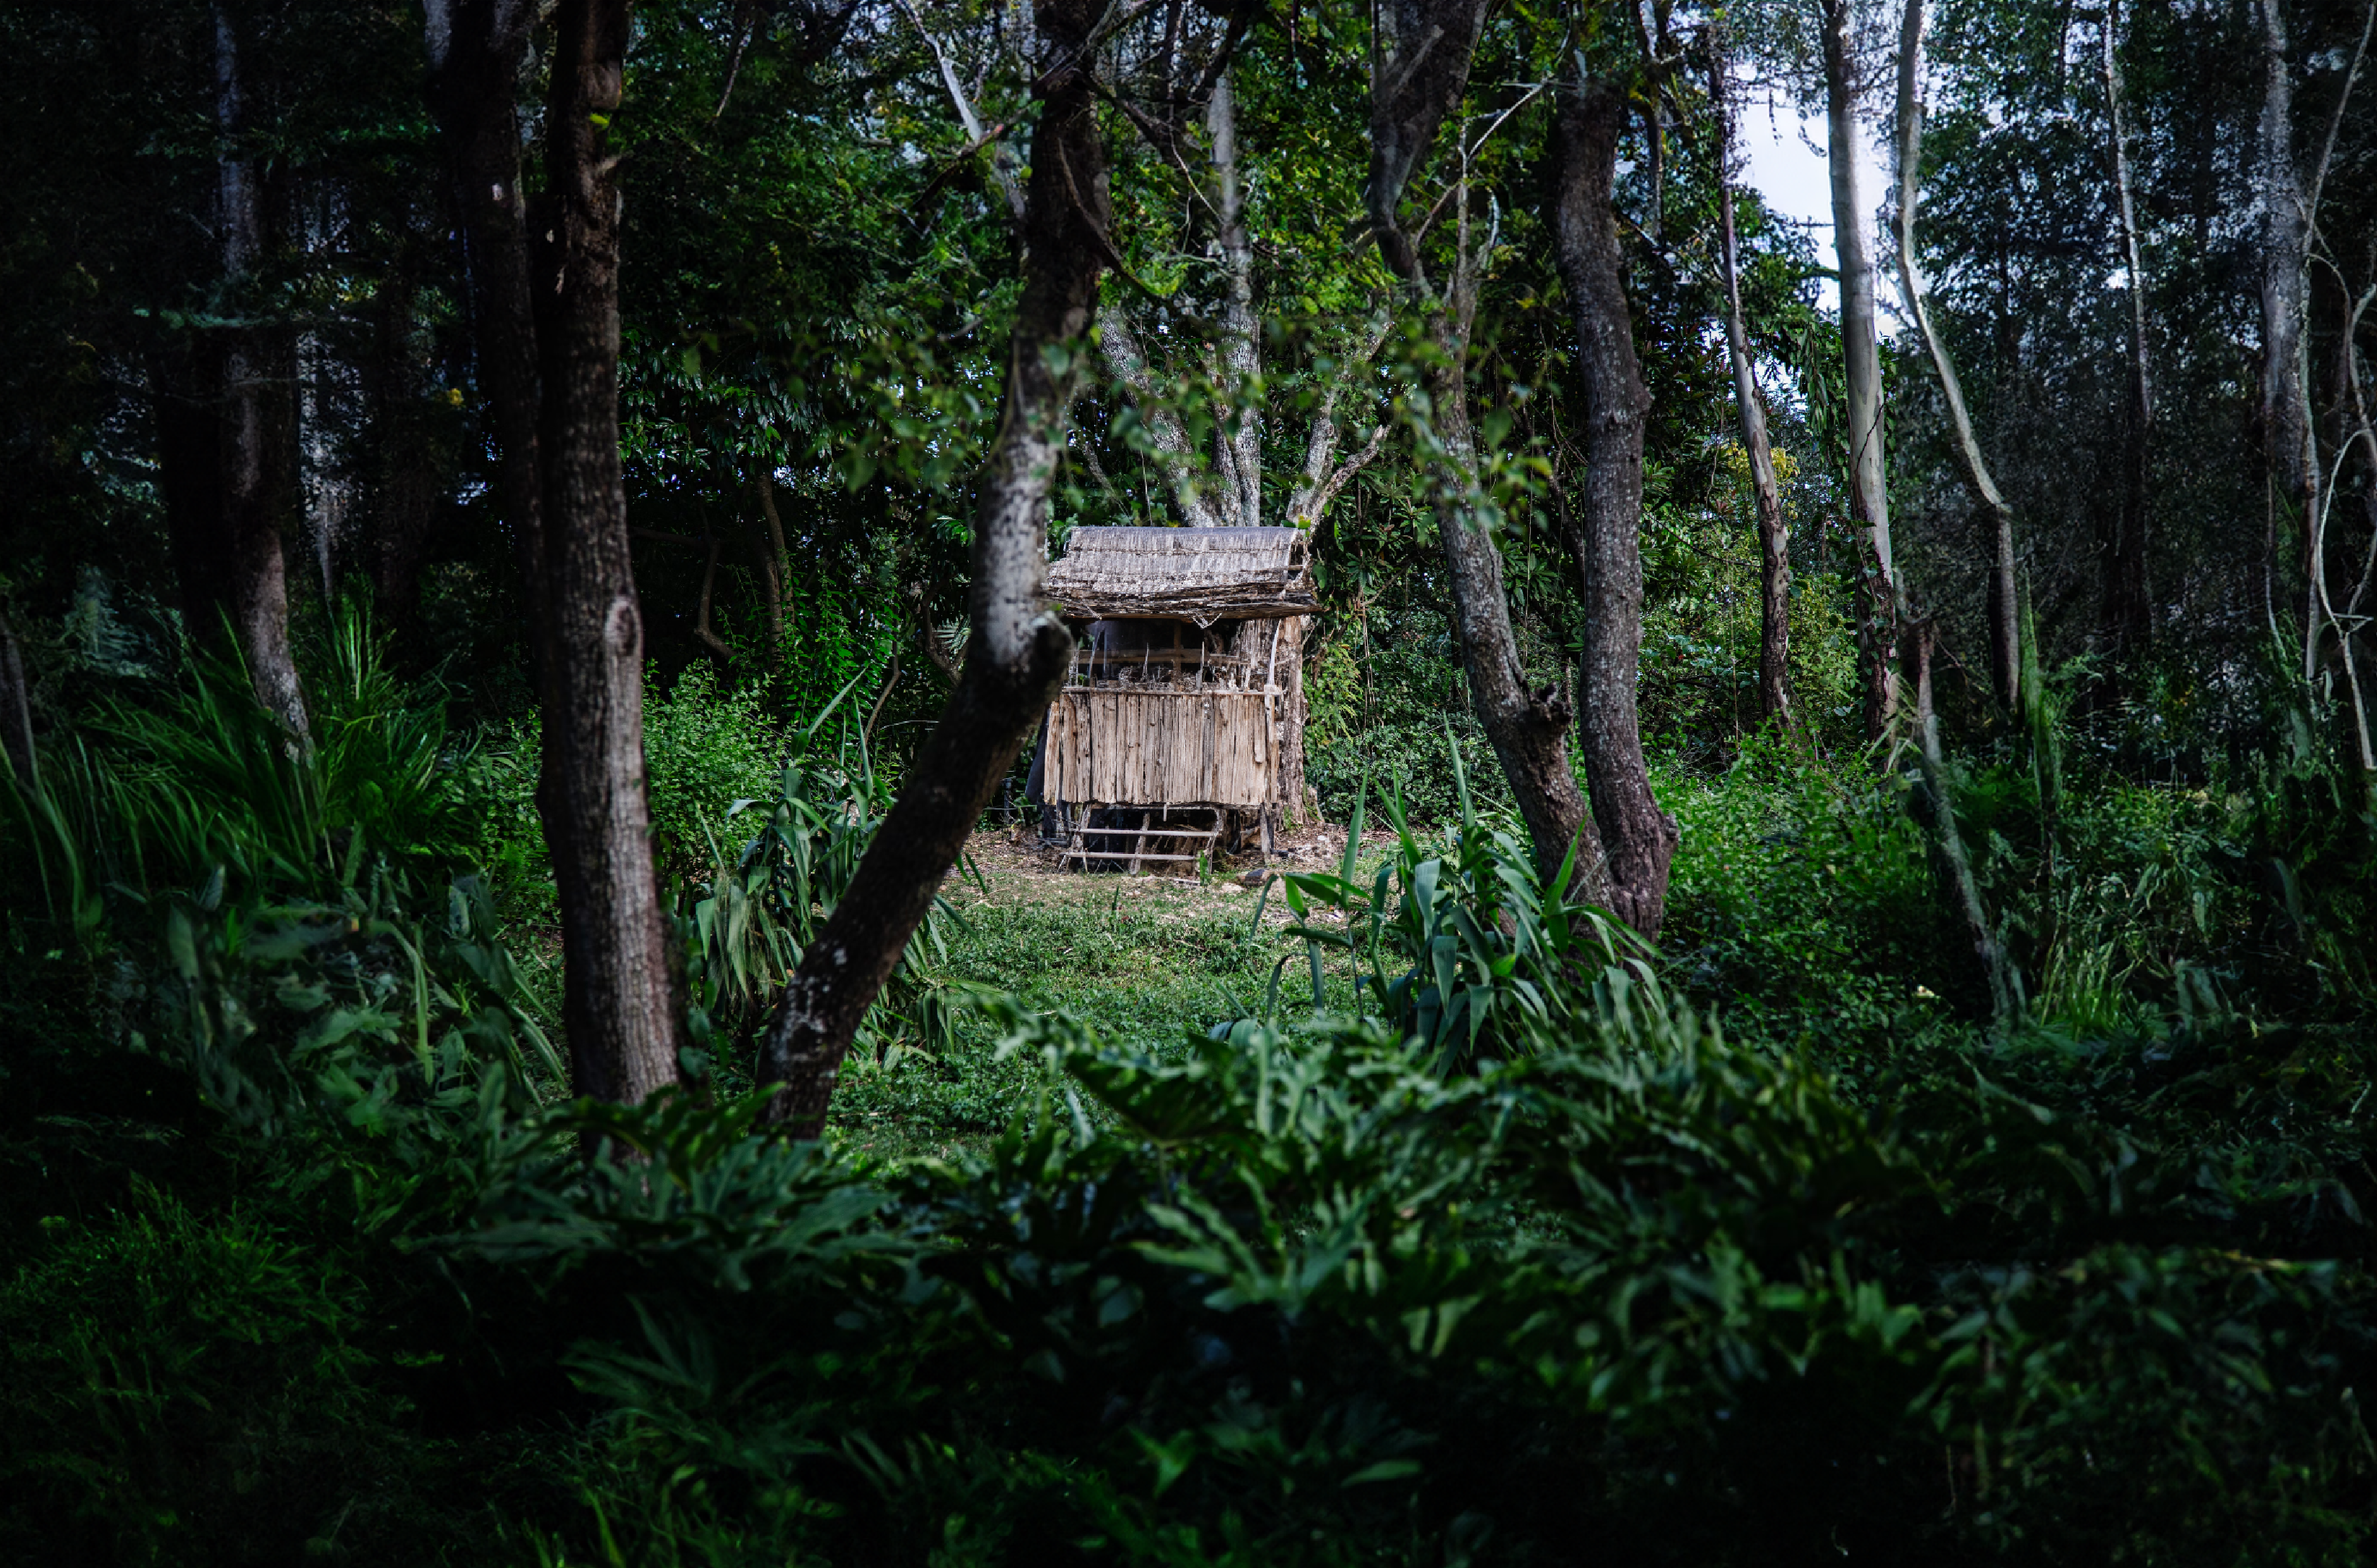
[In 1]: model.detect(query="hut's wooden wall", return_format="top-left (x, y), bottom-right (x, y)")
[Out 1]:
top-left (1043, 689), bottom-right (1276, 806)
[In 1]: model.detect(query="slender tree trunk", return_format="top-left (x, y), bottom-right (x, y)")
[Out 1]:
top-left (367, 253), bottom-right (445, 620)
top-left (757, 0), bottom-right (1104, 1135)
top-left (1712, 37), bottom-right (1793, 729)
top-left (1209, 70), bottom-right (1262, 530)
top-left (0, 605), bottom-right (36, 791)
top-left (1824, 0), bottom-right (1897, 740)
top-left (212, 5), bottom-right (309, 741)
top-left (530, 0), bottom-right (684, 1107)
top-left (1907, 618), bottom-right (2017, 1023)
top-left (1895, 0), bottom-right (2018, 709)
top-left (2255, 0), bottom-right (2316, 672)
top-left (750, 468), bottom-right (787, 648)
top-left (2101, 0), bottom-right (2154, 666)
top-left (425, 0), bottom-right (544, 600)
top-left (1365, 0), bottom-right (1602, 897)
top-left (692, 532), bottom-right (734, 664)
top-left (1547, 78), bottom-right (1679, 938)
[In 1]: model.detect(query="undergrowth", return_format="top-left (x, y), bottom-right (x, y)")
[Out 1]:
top-left (1, 607), bottom-right (2372, 1565)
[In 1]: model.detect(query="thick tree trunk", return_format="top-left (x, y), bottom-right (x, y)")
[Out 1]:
top-left (2101, 0), bottom-right (2154, 665)
top-left (1712, 38), bottom-right (1793, 730)
top-left (1364, 0), bottom-right (1601, 897)
top-left (1895, 0), bottom-right (2018, 709)
top-left (757, 0), bottom-right (1104, 1136)
top-left (1825, 0), bottom-right (1897, 740)
top-left (430, 0), bottom-right (686, 1105)
top-left (530, 0), bottom-right (684, 1107)
top-left (1547, 80), bottom-right (1679, 938)
top-left (211, 5), bottom-right (309, 742)
top-left (1274, 613), bottom-right (1309, 828)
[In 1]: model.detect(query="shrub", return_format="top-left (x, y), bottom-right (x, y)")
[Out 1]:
top-left (642, 664), bottom-right (788, 874)
top-left (0, 1189), bottom-right (379, 1564)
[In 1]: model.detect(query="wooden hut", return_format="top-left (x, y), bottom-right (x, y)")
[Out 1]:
top-left (1037, 526), bottom-right (1314, 871)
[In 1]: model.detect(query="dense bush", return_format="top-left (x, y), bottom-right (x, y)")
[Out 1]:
top-left (3, 612), bottom-right (2374, 1566)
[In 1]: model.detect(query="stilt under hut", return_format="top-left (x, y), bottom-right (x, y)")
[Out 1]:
top-left (1037, 525), bottom-right (1314, 871)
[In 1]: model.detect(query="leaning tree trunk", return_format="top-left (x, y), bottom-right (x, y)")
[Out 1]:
top-left (211, 4), bottom-right (309, 743)
top-left (1365, 0), bottom-right (1603, 897)
top-left (1547, 79), bottom-right (1679, 938)
top-left (1825, 0), bottom-right (1898, 741)
top-left (530, 0), bottom-right (684, 1107)
top-left (1712, 34), bottom-right (1793, 730)
top-left (1906, 618), bottom-right (2018, 1023)
top-left (1895, 0), bottom-right (2018, 710)
top-left (757, 0), bottom-right (1107, 1136)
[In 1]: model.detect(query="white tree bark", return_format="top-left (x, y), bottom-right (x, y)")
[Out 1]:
top-left (1894, 0), bottom-right (2018, 706)
top-left (1824, 0), bottom-right (1897, 736)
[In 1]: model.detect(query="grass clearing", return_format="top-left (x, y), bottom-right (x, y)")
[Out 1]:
top-left (827, 832), bottom-right (1392, 1164)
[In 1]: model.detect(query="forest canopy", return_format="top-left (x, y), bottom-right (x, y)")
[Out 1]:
top-left (1, 0), bottom-right (2375, 1562)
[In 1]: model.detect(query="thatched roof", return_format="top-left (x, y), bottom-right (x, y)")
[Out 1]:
top-left (1045, 526), bottom-right (1314, 622)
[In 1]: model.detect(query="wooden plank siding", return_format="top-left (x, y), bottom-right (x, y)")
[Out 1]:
top-left (1044, 689), bottom-right (1278, 806)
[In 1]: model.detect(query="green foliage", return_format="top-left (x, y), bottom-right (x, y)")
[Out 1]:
top-left (0, 1188), bottom-right (379, 1564)
top-left (1661, 734), bottom-right (1967, 1040)
top-left (677, 678), bottom-right (964, 1083)
top-left (641, 664), bottom-right (788, 875)
top-left (1306, 712), bottom-right (1516, 828)
top-left (1281, 754), bottom-right (1648, 1068)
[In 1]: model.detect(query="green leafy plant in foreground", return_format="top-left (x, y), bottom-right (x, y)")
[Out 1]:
top-left (1274, 745), bottom-right (1649, 1069)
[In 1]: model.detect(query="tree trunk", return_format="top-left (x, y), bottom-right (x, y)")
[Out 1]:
top-left (751, 467), bottom-right (788, 648)
top-left (1274, 613), bottom-right (1308, 828)
top-left (1712, 36), bottom-right (1793, 730)
top-left (1824, 0), bottom-right (1897, 740)
top-left (1363, 0), bottom-right (1601, 898)
top-left (430, 0), bottom-right (688, 1105)
top-left (2255, 0), bottom-right (2316, 672)
top-left (1098, 304), bottom-right (1230, 528)
top-left (757, 0), bottom-right (1104, 1136)
top-left (366, 256), bottom-right (446, 620)
top-left (1907, 619), bottom-right (2017, 1023)
top-left (530, 0), bottom-right (684, 1107)
top-left (1895, 0), bottom-right (2018, 710)
top-left (1546, 79), bottom-right (1679, 939)
top-left (2101, 0), bottom-right (2154, 666)
top-left (1209, 69), bottom-right (1262, 530)
top-left (0, 604), bottom-right (36, 792)
top-left (212, 4), bottom-right (309, 742)
top-left (425, 0), bottom-right (544, 600)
